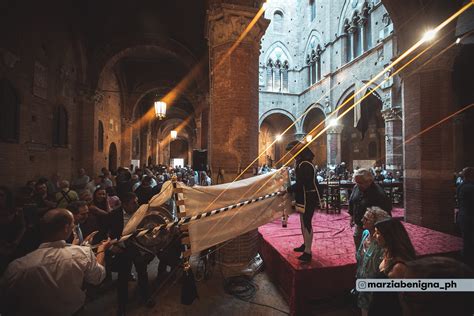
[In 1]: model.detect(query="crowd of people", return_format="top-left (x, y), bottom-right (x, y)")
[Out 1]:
top-left (0, 162), bottom-right (472, 315)
top-left (0, 164), bottom-right (206, 315)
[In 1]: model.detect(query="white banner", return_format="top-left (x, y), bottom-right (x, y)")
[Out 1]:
top-left (123, 170), bottom-right (293, 254)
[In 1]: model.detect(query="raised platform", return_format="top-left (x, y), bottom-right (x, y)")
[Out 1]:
top-left (258, 210), bottom-right (462, 316)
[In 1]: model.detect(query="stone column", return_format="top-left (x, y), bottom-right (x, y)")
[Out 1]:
top-left (207, 2), bottom-right (269, 276)
top-left (120, 118), bottom-right (133, 168)
top-left (382, 107), bottom-right (403, 172)
top-left (402, 49), bottom-right (457, 233)
top-left (326, 125), bottom-right (343, 166)
top-left (207, 3), bottom-right (269, 184)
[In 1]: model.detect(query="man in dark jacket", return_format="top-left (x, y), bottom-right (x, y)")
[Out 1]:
top-left (286, 141), bottom-right (322, 262)
top-left (349, 168), bottom-right (392, 250)
top-left (108, 192), bottom-right (155, 315)
top-left (457, 167), bottom-right (474, 267)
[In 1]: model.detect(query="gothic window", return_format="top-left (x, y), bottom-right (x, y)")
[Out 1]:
top-left (307, 46), bottom-right (322, 86)
top-left (362, 4), bottom-right (372, 51)
top-left (306, 55), bottom-right (312, 86)
top-left (310, 0), bottom-right (316, 22)
top-left (344, 20), bottom-right (352, 63)
top-left (52, 105), bottom-right (68, 147)
top-left (274, 60), bottom-right (282, 91)
top-left (353, 15), bottom-right (362, 58)
top-left (267, 57), bottom-right (289, 92)
top-left (0, 79), bottom-right (19, 143)
top-left (273, 11), bottom-right (283, 33)
top-left (266, 59), bottom-right (273, 90)
top-left (98, 120), bottom-right (104, 152)
top-left (282, 60), bottom-right (289, 92)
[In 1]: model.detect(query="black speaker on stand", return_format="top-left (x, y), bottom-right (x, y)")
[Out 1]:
top-left (192, 149), bottom-right (208, 172)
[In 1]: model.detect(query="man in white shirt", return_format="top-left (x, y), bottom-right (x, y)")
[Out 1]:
top-left (0, 208), bottom-right (111, 315)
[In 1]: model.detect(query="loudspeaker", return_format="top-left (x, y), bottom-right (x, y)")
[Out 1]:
top-left (192, 149), bottom-right (208, 171)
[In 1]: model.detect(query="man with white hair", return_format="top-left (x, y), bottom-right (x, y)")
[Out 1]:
top-left (55, 180), bottom-right (79, 208)
top-left (349, 168), bottom-right (392, 250)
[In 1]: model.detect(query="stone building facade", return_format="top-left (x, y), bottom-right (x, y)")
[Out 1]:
top-left (258, 0), bottom-right (402, 172)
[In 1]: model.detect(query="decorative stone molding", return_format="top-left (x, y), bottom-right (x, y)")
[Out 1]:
top-left (207, 4), bottom-right (270, 48)
top-left (381, 107), bottom-right (402, 121)
top-left (326, 125), bottom-right (344, 134)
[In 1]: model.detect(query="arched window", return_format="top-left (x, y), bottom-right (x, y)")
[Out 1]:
top-left (344, 20), bottom-right (352, 63)
top-left (98, 120), bottom-right (104, 152)
top-left (282, 60), bottom-right (289, 92)
top-left (310, 0), bottom-right (316, 21)
top-left (316, 45), bottom-right (322, 82)
top-left (0, 79), bottom-right (20, 143)
top-left (266, 59), bottom-right (274, 90)
top-left (273, 11), bottom-right (283, 33)
top-left (267, 58), bottom-right (289, 92)
top-left (362, 4), bottom-right (372, 51)
top-left (53, 105), bottom-right (68, 147)
top-left (352, 15), bottom-right (362, 58)
top-left (274, 59), bottom-right (282, 91)
top-left (307, 46), bottom-right (322, 86)
top-left (368, 141), bottom-right (377, 158)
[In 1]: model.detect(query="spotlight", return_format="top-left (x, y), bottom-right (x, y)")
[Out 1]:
top-left (456, 38), bottom-right (461, 44)
top-left (276, 134), bottom-right (282, 141)
top-left (329, 118), bottom-right (338, 127)
top-left (306, 135), bottom-right (313, 142)
top-left (422, 29), bottom-right (437, 42)
top-left (170, 130), bottom-right (177, 140)
top-left (262, 1), bottom-right (268, 10)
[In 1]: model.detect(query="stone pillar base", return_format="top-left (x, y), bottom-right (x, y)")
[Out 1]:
top-left (216, 229), bottom-right (263, 277)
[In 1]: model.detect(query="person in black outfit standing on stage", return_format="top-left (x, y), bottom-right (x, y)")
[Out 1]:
top-left (285, 141), bottom-right (322, 262)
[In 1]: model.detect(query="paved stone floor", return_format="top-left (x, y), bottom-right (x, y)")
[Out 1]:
top-left (83, 257), bottom-right (356, 316)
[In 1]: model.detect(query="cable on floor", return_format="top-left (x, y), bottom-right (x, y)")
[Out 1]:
top-left (223, 275), bottom-right (290, 315)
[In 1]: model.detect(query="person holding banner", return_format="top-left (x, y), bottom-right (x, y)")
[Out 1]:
top-left (285, 141), bottom-right (322, 262)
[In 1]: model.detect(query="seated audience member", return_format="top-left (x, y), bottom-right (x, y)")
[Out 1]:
top-left (368, 218), bottom-right (416, 316)
top-left (85, 174), bottom-right (105, 196)
top-left (33, 181), bottom-right (56, 216)
top-left (55, 180), bottom-right (79, 208)
top-left (349, 168), bottom-right (392, 250)
top-left (71, 168), bottom-right (90, 194)
top-left (107, 192), bottom-right (155, 315)
top-left (356, 207), bottom-right (391, 316)
top-left (135, 176), bottom-right (160, 205)
top-left (400, 256), bottom-right (473, 316)
top-left (0, 208), bottom-right (111, 315)
top-left (83, 187), bottom-right (111, 244)
top-left (457, 167), bottom-right (474, 267)
top-left (67, 201), bottom-right (97, 245)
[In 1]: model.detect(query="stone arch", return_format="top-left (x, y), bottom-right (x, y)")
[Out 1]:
top-left (304, 30), bottom-right (324, 56)
top-left (259, 112), bottom-right (297, 168)
top-left (338, 0), bottom-right (370, 35)
top-left (93, 41), bottom-right (200, 91)
top-left (259, 109), bottom-right (296, 128)
top-left (264, 41), bottom-right (293, 67)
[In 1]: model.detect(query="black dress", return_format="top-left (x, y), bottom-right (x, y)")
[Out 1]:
top-left (368, 260), bottom-right (405, 316)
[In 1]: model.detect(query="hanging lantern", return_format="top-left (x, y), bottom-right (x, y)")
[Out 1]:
top-left (154, 101), bottom-right (166, 120)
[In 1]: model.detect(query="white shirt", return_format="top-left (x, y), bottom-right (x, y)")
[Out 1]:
top-left (1, 240), bottom-right (105, 315)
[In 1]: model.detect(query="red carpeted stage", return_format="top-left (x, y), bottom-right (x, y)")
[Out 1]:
top-left (258, 209), bottom-right (462, 316)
